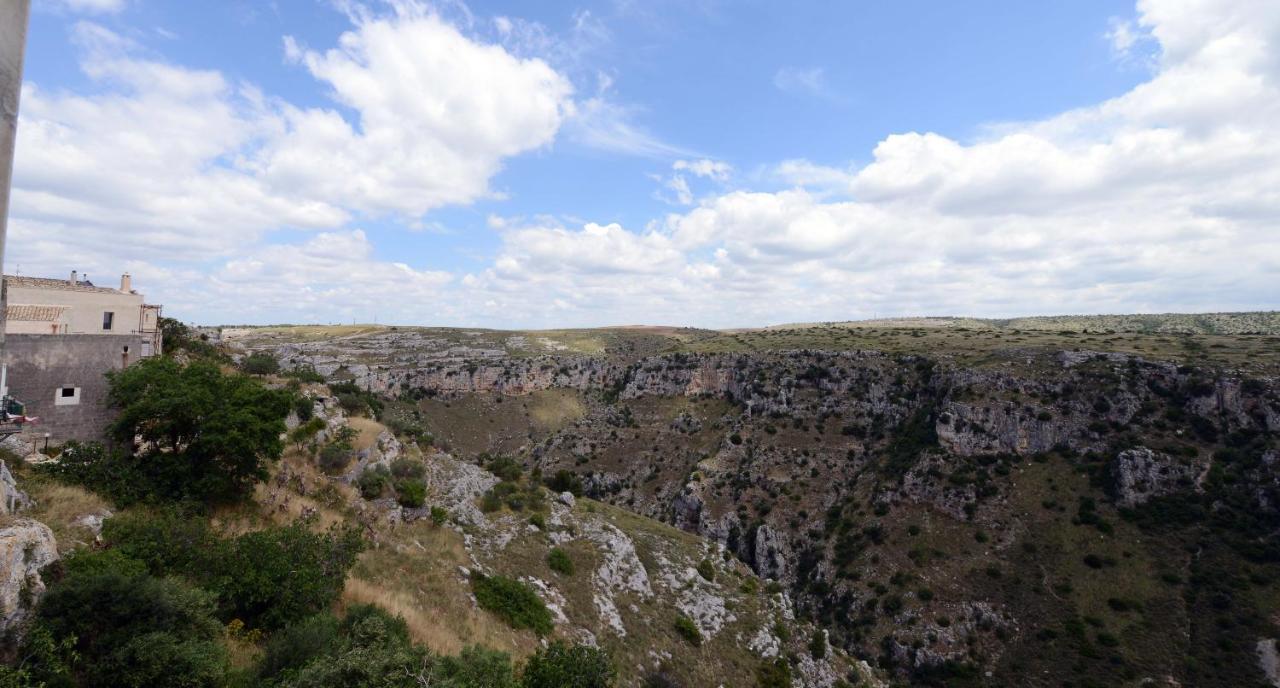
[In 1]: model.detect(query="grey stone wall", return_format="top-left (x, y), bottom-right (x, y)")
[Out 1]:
top-left (4, 334), bottom-right (147, 441)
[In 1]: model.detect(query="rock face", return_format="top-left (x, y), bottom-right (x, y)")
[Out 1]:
top-left (0, 519), bottom-right (58, 639)
top-left (1111, 446), bottom-right (1205, 508)
top-left (0, 461), bottom-right (32, 515)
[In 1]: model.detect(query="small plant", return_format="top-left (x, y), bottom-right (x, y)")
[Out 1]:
top-left (357, 466), bottom-right (390, 499)
top-left (430, 506), bottom-right (448, 526)
top-left (241, 352), bottom-right (280, 375)
top-left (548, 548), bottom-right (574, 576)
top-left (696, 558), bottom-right (716, 583)
top-left (390, 457), bottom-right (425, 481)
top-left (808, 629), bottom-right (827, 659)
top-left (674, 615), bottom-right (702, 646)
top-left (394, 478), bottom-right (426, 508)
top-left (529, 512), bottom-right (547, 530)
top-left (318, 442), bottom-right (352, 474)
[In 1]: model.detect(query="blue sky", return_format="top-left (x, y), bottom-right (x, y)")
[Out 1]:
top-left (9, 0), bottom-right (1277, 327)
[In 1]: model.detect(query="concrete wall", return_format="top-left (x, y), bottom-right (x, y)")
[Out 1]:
top-left (4, 333), bottom-right (146, 441)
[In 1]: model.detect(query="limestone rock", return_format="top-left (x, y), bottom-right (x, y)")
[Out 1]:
top-left (1111, 446), bottom-right (1204, 508)
top-left (0, 519), bottom-right (58, 639)
top-left (0, 461), bottom-right (32, 516)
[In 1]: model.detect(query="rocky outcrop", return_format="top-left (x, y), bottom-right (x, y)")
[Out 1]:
top-left (0, 461), bottom-right (32, 516)
top-left (1111, 446), bottom-right (1205, 508)
top-left (0, 519), bottom-right (58, 639)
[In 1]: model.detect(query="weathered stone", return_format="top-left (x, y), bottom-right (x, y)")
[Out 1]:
top-left (0, 519), bottom-right (58, 639)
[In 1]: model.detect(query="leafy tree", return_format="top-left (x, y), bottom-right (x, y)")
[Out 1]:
top-left (33, 568), bottom-right (227, 687)
top-left (158, 317), bottom-right (225, 360)
top-left (358, 465), bottom-right (391, 499)
top-left (520, 642), bottom-right (615, 688)
top-left (102, 357), bottom-right (292, 503)
top-left (207, 522), bottom-right (364, 630)
top-left (277, 606), bottom-right (426, 688)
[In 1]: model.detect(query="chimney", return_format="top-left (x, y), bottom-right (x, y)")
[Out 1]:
top-left (69, 269), bottom-right (77, 284)
top-left (120, 273), bottom-right (131, 292)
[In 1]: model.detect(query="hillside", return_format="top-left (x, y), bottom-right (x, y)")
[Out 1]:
top-left (235, 315), bottom-right (1280, 686)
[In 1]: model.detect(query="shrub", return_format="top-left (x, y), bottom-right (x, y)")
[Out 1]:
top-left (211, 522), bottom-right (364, 630)
top-left (284, 366), bottom-right (326, 384)
top-left (428, 645), bottom-right (517, 688)
top-left (808, 629), bottom-right (827, 659)
top-left (471, 574), bottom-right (553, 635)
top-left (281, 605), bottom-right (426, 687)
top-left (258, 613), bottom-right (341, 681)
top-left (545, 470), bottom-right (584, 496)
top-left (318, 443), bottom-right (352, 474)
top-left (674, 615), bottom-right (702, 646)
top-left (395, 478), bottom-right (426, 508)
top-left (34, 567), bottom-right (227, 687)
top-left (241, 352), bottom-right (281, 375)
top-left (430, 506), bottom-right (448, 526)
top-left (390, 457), bottom-right (426, 481)
top-left (696, 559), bottom-right (716, 582)
top-left (101, 506), bottom-right (215, 575)
top-left (485, 455), bottom-right (524, 482)
top-left (520, 641), bottom-right (615, 688)
top-left (293, 395), bottom-right (315, 421)
top-left (358, 466), bottom-right (390, 499)
top-left (548, 548), bottom-right (574, 576)
top-left (755, 658), bottom-right (792, 688)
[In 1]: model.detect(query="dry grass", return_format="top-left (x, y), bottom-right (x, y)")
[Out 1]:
top-left (346, 417), bottom-right (385, 452)
top-left (346, 520), bottom-right (537, 656)
top-left (20, 476), bottom-right (113, 553)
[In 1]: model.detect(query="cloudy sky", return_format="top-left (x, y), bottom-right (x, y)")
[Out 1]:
top-left (9, 0), bottom-right (1278, 327)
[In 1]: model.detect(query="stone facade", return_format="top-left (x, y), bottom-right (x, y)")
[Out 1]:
top-left (4, 333), bottom-right (148, 440)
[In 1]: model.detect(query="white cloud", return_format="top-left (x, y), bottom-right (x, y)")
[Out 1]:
top-left (673, 158), bottom-right (731, 182)
top-left (460, 0), bottom-right (1280, 327)
top-left (568, 97), bottom-right (693, 158)
top-left (46, 0), bottom-right (127, 14)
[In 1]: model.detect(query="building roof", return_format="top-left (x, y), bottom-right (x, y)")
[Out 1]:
top-left (3, 275), bottom-right (125, 295)
top-left (6, 304), bottom-right (70, 322)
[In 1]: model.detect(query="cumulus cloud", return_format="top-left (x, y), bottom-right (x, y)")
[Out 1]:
top-left (10, 7), bottom-right (572, 313)
top-left (463, 0), bottom-right (1280, 326)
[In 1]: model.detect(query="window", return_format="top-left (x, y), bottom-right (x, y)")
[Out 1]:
top-left (102, 312), bottom-right (114, 330)
top-left (55, 386), bottom-right (80, 406)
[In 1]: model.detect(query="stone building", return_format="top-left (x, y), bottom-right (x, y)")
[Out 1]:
top-left (1, 271), bottom-right (162, 441)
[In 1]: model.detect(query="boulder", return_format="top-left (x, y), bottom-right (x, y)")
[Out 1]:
top-left (0, 519), bottom-right (58, 639)
top-left (1111, 446), bottom-right (1204, 508)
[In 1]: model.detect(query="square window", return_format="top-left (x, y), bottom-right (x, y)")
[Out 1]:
top-left (55, 387), bottom-right (80, 406)
top-left (102, 312), bottom-right (114, 330)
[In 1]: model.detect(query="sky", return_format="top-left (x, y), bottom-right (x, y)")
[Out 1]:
top-left (7, 0), bottom-right (1279, 327)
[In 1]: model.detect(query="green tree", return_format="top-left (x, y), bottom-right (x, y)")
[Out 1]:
top-left (520, 642), bottom-right (614, 688)
top-left (33, 568), bottom-right (227, 688)
top-left (104, 357), bottom-right (292, 503)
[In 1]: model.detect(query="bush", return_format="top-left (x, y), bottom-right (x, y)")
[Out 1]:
top-left (284, 366), bottom-right (327, 384)
top-left (395, 478), bottom-right (426, 508)
top-left (102, 506), bottom-right (215, 575)
top-left (755, 658), bottom-right (793, 688)
top-left (210, 522), bottom-right (364, 630)
top-left (548, 548), bottom-right (574, 576)
top-left (696, 559), bottom-right (715, 582)
top-left (430, 506), bottom-right (448, 526)
top-left (428, 645), bottom-right (517, 688)
top-left (545, 470), bottom-right (583, 496)
top-left (258, 613), bottom-right (341, 681)
top-left (390, 457), bottom-right (426, 481)
top-left (241, 352), bottom-right (281, 375)
top-left (358, 465), bottom-right (390, 499)
top-left (471, 574), bottom-right (553, 635)
top-left (34, 567), bottom-right (227, 687)
top-left (809, 629), bottom-right (827, 659)
top-left (293, 395), bottom-right (315, 421)
top-left (318, 442), bottom-right (352, 474)
top-left (520, 641), bottom-right (615, 688)
top-left (674, 615), bottom-right (702, 646)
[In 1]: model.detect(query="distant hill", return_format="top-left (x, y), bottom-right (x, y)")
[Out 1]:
top-left (777, 311), bottom-right (1280, 335)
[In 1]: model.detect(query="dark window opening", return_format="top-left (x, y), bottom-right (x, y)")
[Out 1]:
top-left (102, 312), bottom-right (115, 330)
top-left (60, 387), bottom-right (76, 398)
